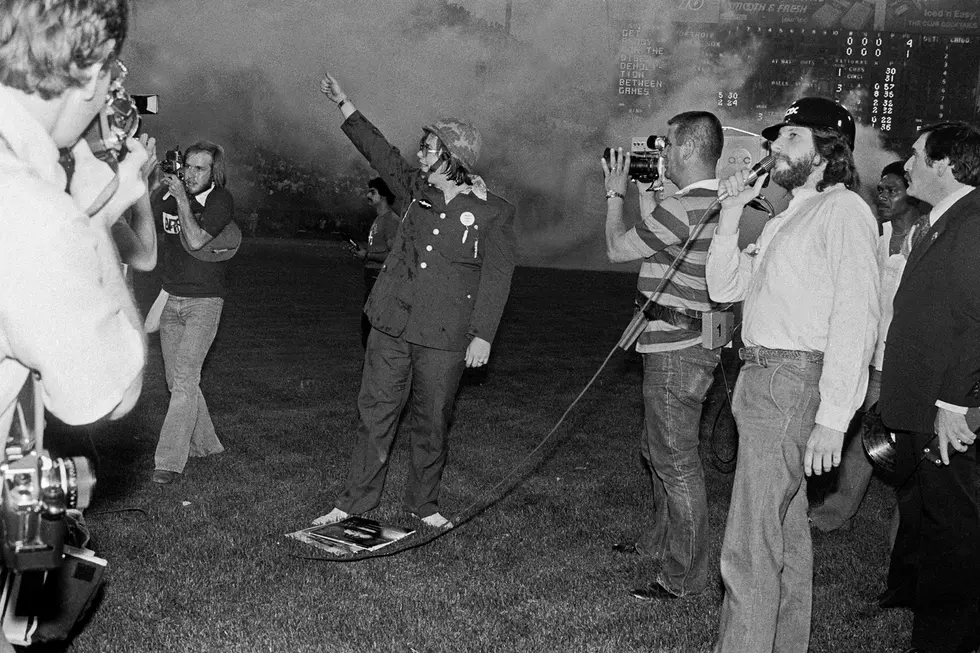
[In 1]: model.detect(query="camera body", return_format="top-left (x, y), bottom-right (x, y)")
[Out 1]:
top-left (1, 374), bottom-right (95, 572)
top-left (604, 135), bottom-right (668, 185)
top-left (160, 147), bottom-right (183, 179)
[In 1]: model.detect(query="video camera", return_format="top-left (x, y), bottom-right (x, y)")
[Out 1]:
top-left (1, 374), bottom-right (94, 572)
top-left (603, 135), bottom-right (668, 185)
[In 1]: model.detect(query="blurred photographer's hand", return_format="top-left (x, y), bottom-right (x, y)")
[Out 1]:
top-left (88, 136), bottom-right (149, 229)
top-left (69, 138), bottom-right (116, 215)
top-left (138, 133), bottom-right (158, 184)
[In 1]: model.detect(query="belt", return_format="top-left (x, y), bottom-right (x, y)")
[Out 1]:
top-left (637, 293), bottom-right (703, 330)
top-left (738, 347), bottom-right (824, 367)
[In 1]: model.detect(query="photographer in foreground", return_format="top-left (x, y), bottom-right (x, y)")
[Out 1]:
top-left (601, 112), bottom-right (726, 602)
top-left (0, 0), bottom-right (148, 646)
top-left (314, 72), bottom-right (516, 529)
top-left (147, 141), bottom-right (235, 485)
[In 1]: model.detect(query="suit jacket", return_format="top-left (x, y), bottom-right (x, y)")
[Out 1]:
top-left (879, 187), bottom-right (980, 433)
top-left (342, 111), bottom-right (517, 352)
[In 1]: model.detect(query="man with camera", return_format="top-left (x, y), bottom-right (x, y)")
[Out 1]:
top-left (350, 177), bottom-right (400, 348)
top-left (0, 0), bottom-right (148, 647)
top-left (705, 98), bottom-right (879, 653)
top-left (876, 122), bottom-right (980, 653)
top-left (147, 141), bottom-right (234, 485)
top-left (601, 111), bottom-right (726, 601)
top-left (315, 72), bottom-right (516, 529)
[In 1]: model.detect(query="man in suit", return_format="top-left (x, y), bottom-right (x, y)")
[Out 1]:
top-left (314, 72), bottom-right (517, 529)
top-left (878, 121), bottom-right (980, 653)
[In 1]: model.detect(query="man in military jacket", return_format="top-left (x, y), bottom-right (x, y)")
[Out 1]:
top-left (314, 72), bottom-right (517, 529)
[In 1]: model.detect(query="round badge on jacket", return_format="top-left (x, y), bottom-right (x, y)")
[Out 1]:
top-left (460, 212), bottom-right (475, 227)
top-left (181, 220), bottom-right (242, 262)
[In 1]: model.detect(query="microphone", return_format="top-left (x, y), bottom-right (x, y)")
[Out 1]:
top-left (718, 154), bottom-right (776, 201)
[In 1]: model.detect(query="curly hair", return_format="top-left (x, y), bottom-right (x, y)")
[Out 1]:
top-left (0, 0), bottom-right (128, 100)
top-left (812, 127), bottom-right (859, 192)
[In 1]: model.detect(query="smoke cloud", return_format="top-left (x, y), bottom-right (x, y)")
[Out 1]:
top-left (125, 0), bottom-right (902, 269)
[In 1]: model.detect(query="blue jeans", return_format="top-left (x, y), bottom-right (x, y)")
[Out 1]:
top-left (155, 295), bottom-right (224, 473)
top-left (715, 358), bottom-right (822, 653)
top-left (334, 328), bottom-right (467, 518)
top-left (636, 345), bottom-right (720, 596)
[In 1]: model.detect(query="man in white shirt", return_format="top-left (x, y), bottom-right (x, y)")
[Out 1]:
top-left (877, 122), bottom-right (980, 653)
top-left (705, 97), bottom-right (880, 653)
top-left (0, 0), bottom-right (147, 648)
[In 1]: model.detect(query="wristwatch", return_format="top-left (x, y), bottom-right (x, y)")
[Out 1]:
top-left (606, 189), bottom-right (625, 200)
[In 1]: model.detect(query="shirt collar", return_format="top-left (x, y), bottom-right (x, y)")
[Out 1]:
top-left (195, 184), bottom-right (215, 204)
top-left (928, 185), bottom-right (974, 226)
top-left (0, 85), bottom-right (67, 190)
top-left (676, 178), bottom-right (719, 196)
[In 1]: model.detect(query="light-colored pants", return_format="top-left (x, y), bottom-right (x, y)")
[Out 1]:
top-left (155, 295), bottom-right (224, 473)
top-left (715, 357), bottom-right (822, 653)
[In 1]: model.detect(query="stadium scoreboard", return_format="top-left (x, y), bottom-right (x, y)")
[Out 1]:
top-left (614, 0), bottom-right (980, 146)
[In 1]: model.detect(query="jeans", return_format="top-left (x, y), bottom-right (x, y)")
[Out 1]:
top-left (715, 357), bottom-right (822, 653)
top-left (155, 295), bottom-right (224, 473)
top-left (334, 328), bottom-right (466, 518)
top-left (635, 345), bottom-right (720, 596)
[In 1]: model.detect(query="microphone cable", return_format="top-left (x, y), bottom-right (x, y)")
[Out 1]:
top-left (291, 159), bottom-right (775, 563)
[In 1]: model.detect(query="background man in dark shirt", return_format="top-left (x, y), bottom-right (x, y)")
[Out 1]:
top-left (149, 141), bottom-right (234, 485)
top-left (351, 177), bottom-right (399, 347)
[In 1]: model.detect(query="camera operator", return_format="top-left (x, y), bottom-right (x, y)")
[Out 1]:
top-left (601, 112), bottom-right (725, 602)
top-left (146, 141), bottom-right (234, 485)
top-left (314, 72), bottom-right (516, 529)
top-left (0, 0), bottom-right (148, 644)
top-left (705, 98), bottom-right (879, 653)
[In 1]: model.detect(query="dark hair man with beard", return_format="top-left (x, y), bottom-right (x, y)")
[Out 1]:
top-left (704, 97), bottom-right (880, 653)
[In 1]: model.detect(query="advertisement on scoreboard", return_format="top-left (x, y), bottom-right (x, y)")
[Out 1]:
top-left (655, 0), bottom-right (980, 34)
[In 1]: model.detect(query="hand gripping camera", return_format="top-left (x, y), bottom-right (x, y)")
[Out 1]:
top-left (1, 373), bottom-right (95, 572)
top-left (603, 135), bottom-right (668, 188)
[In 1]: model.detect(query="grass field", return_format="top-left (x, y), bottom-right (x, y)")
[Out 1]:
top-left (46, 239), bottom-right (921, 652)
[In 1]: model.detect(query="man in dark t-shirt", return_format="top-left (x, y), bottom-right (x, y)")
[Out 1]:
top-left (148, 140), bottom-right (234, 485)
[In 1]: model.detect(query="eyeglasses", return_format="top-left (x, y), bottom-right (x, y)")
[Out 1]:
top-left (417, 136), bottom-right (441, 157)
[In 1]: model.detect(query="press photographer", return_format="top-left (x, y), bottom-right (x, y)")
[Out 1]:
top-left (601, 111), bottom-right (727, 602)
top-left (0, 0), bottom-right (148, 648)
top-left (145, 141), bottom-right (237, 486)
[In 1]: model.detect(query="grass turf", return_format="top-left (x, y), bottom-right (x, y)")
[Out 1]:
top-left (45, 239), bottom-right (922, 652)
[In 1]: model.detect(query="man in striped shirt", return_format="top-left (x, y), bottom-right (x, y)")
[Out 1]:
top-left (602, 111), bottom-right (725, 601)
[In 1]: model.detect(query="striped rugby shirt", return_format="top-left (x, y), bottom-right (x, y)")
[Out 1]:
top-left (623, 179), bottom-right (721, 353)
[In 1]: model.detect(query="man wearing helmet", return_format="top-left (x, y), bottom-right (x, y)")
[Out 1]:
top-left (314, 72), bottom-right (516, 529)
top-left (705, 97), bottom-right (880, 652)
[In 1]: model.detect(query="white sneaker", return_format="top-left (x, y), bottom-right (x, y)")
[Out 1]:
top-left (312, 508), bottom-right (349, 526)
top-left (421, 512), bottom-right (454, 529)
